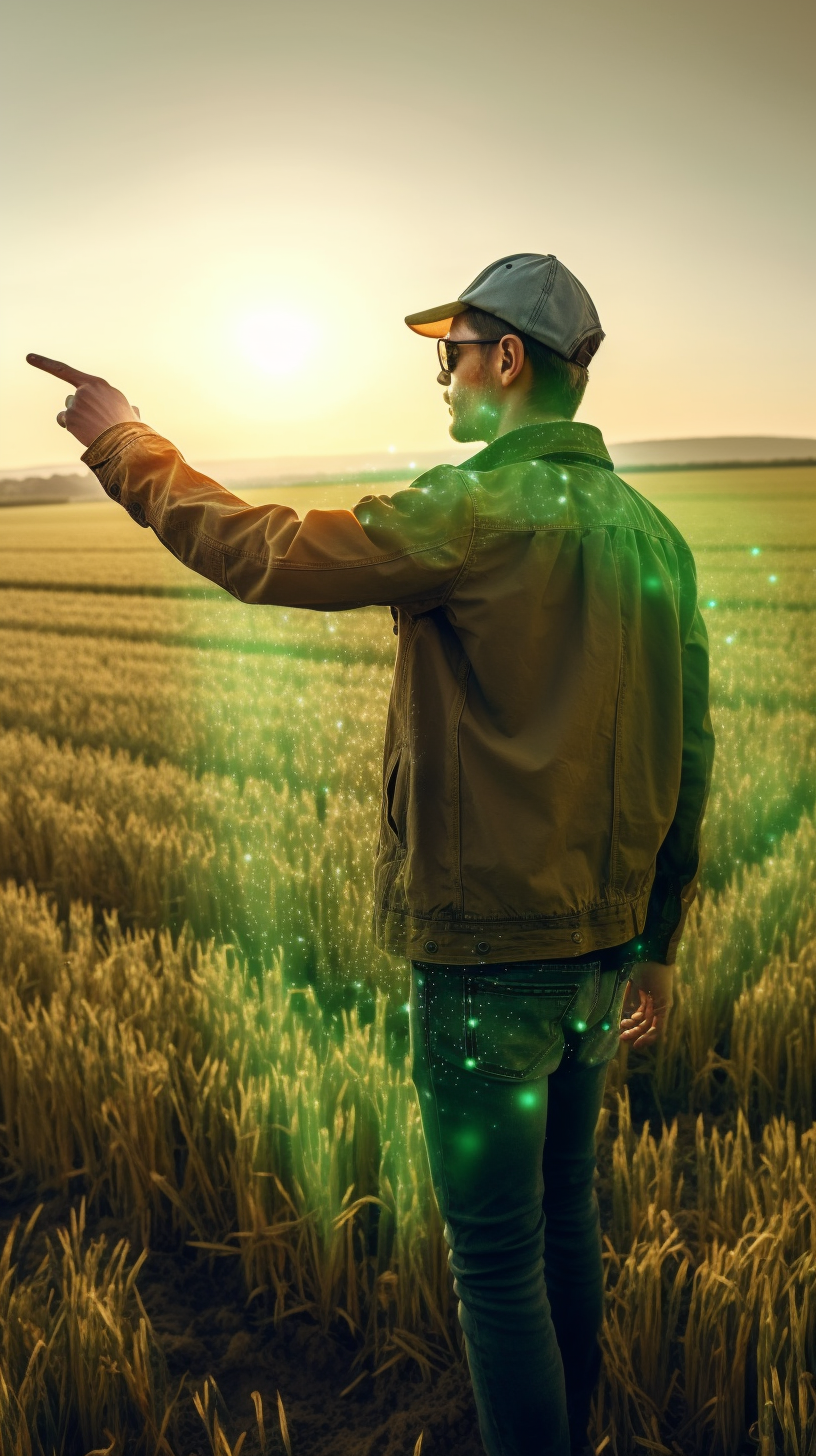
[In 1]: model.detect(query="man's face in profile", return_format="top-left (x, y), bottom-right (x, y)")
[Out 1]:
top-left (439, 316), bottom-right (502, 443)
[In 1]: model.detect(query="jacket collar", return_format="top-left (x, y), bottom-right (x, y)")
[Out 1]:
top-left (460, 420), bottom-right (613, 473)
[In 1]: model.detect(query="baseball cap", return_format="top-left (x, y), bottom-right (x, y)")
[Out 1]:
top-left (405, 253), bottom-right (604, 368)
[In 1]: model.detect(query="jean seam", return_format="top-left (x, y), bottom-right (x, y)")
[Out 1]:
top-left (466, 1332), bottom-right (510, 1456)
top-left (589, 963), bottom-right (600, 1019)
top-left (424, 975), bottom-right (453, 1219)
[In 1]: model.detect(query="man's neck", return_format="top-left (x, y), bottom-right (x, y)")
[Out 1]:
top-left (491, 400), bottom-right (568, 441)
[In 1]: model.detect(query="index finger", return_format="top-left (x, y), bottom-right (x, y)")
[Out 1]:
top-left (26, 354), bottom-right (98, 387)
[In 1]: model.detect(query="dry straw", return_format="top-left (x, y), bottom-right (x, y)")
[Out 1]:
top-left (1, 879), bottom-right (816, 1449)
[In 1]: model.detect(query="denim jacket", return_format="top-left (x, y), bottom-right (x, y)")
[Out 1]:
top-left (83, 418), bottom-right (715, 967)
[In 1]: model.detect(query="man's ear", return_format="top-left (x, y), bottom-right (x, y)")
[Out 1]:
top-left (498, 335), bottom-right (527, 389)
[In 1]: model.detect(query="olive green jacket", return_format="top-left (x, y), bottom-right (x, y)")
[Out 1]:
top-left (83, 419), bottom-right (715, 967)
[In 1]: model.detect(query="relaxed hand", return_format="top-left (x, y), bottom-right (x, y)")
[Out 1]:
top-left (26, 354), bottom-right (141, 448)
top-left (619, 961), bottom-right (674, 1049)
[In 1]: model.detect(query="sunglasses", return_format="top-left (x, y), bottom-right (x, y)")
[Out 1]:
top-left (436, 337), bottom-right (506, 373)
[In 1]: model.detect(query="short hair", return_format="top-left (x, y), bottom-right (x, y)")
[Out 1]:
top-left (459, 306), bottom-right (599, 419)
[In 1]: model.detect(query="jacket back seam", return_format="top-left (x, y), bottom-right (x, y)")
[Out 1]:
top-left (437, 472), bottom-right (478, 607)
top-left (451, 661), bottom-right (471, 916)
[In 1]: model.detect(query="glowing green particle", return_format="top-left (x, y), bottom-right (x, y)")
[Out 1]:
top-left (558, 495), bottom-right (567, 503)
top-left (572, 1019), bottom-right (587, 1033)
top-left (467, 1017), bottom-right (479, 1028)
top-left (751, 547), bottom-right (761, 555)
top-left (601, 1021), bottom-right (611, 1031)
top-left (402, 1002), bottom-right (410, 1013)
top-left (464, 1057), bottom-right (477, 1069)
top-left (768, 574), bottom-right (777, 583)
top-left (707, 599), bottom-right (717, 608)
top-left (518, 1090), bottom-right (538, 1107)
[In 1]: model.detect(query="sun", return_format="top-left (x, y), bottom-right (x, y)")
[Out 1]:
top-left (234, 305), bottom-right (320, 378)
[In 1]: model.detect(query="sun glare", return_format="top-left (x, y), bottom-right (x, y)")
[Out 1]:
top-left (234, 305), bottom-right (319, 378)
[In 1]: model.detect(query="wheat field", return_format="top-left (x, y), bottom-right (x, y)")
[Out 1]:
top-left (0, 464), bottom-right (815, 1456)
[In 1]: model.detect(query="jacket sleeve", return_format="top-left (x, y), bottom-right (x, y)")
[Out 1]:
top-left (639, 564), bottom-right (716, 965)
top-left (82, 422), bottom-right (474, 612)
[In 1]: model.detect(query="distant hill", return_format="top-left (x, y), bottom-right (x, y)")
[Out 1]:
top-left (191, 449), bottom-right (473, 488)
top-left (611, 436), bottom-right (816, 471)
top-left (1, 437), bottom-right (814, 503)
top-left (198, 437), bottom-right (816, 483)
top-left (0, 473), bottom-right (100, 507)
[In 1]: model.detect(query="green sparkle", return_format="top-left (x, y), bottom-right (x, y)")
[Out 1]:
top-left (518, 1090), bottom-right (538, 1108)
top-left (458, 1129), bottom-right (480, 1152)
top-left (464, 1057), bottom-right (477, 1068)
top-left (572, 1019), bottom-right (587, 1032)
top-left (467, 1016), bottom-right (479, 1028)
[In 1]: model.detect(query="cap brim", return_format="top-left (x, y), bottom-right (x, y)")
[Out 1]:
top-left (404, 300), bottom-right (467, 338)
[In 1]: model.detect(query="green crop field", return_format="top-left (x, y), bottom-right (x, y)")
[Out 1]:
top-left (1, 464), bottom-right (815, 1456)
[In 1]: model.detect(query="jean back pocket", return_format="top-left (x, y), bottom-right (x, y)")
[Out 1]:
top-left (463, 974), bottom-right (582, 1081)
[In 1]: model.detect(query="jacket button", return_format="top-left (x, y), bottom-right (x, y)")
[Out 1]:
top-left (476, 941), bottom-right (491, 954)
top-left (423, 940), bottom-right (438, 954)
top-left (108, 482), bottom-right (121, 500)
top-left (571, 931), bottom-right (583, 944)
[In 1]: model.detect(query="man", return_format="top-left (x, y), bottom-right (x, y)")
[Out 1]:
top-left (28, 251), bottom-right (714, 1456)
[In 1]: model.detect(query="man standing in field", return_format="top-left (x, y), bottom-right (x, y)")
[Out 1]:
top-left (28, 252), bottom-right (714, 1456)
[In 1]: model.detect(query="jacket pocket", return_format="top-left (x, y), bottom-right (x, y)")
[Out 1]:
top-left (385, 745), bottom-right (408, 846)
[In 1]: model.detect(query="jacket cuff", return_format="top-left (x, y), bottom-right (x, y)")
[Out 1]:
top-left (639, 865), bottom-right (700, 965)
top-left (81, 422), bottom-right (158, 526)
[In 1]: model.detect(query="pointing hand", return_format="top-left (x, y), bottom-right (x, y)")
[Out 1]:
top-left (26, 354), bottom-right (142, 447)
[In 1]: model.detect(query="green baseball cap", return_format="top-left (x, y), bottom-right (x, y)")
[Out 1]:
top-left (405, 252), bottom-right (604, 368)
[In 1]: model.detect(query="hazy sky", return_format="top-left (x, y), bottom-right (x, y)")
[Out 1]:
top-left (3, 0), bottom-right (814, 470)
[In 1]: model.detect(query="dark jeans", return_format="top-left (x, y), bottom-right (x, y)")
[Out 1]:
top-left (409, 956), bottom-right (632, 1456)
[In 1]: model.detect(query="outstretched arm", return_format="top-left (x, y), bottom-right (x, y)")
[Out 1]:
top-left (26, 354), bottom-right (475, 612)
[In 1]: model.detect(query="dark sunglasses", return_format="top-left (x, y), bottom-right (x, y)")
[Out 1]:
top-left (436, 337), bottom-right (506, 373)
